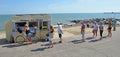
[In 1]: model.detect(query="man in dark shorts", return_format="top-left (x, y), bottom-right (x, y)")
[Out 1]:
top-left (99, 22), bottom-right (104, 40)
top-left (57, 23), bottom-right (63, 43)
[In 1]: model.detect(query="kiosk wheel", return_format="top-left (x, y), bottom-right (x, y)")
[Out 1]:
top-left (15, 35), bottom-right (25, 44)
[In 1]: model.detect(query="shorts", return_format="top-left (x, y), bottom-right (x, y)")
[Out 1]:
top-left (108, 27), bottom-right (112, 30)
top-left (47, 34), bottom-right (52, 42)
top-left (81, 32), bottom-right (85, 39)
top-left (100, 30), bottom-right (103, 37)
top-left (26, 33), bottom-right (32, 37)
top-left (59, 34), bottom-right (62, 38)
top-left (92, 30), bottom-right (97, 33)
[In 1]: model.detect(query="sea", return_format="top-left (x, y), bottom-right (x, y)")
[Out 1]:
top-left (1, 13), bottom-right (120, 31)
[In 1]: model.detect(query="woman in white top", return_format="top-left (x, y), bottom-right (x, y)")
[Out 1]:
top-left (92, 22), bottom-right (98, 38)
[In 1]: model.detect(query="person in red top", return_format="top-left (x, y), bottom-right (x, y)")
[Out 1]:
top-left (81, 22), bottom-right (85, 42)
top-left (92, 22), bottom-right (98, 38)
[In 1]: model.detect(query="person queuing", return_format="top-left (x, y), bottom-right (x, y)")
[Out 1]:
top-left (48, 25), bottom-right (54, 48)
top-left (81, 22), bottom-right (85, 42)
top-left (57, 23), bottom-right (63, 43)
top-left (99, 22), bottom-right (104, 40)
top-left (107, 19), bottom-right (112, 37)
top-left (92, 22), bottom-right (98, 38)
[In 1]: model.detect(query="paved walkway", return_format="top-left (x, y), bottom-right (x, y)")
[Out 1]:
top-left (0, 28), bottom-right (120, 57)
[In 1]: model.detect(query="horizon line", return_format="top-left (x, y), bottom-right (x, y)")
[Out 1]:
top-left (0, 12), bottom-right (106, 15)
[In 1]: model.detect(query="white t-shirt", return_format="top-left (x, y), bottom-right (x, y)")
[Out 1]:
top-left (58, 25), bottom-right (62, 34)
top-left (93, 24), bottom-right (98, 30)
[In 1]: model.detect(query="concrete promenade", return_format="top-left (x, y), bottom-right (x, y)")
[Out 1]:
top-left (0, 28), bottom-right (120, 57)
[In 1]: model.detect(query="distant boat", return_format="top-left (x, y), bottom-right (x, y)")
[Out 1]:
top-left (104, 12), bottom-right (120, 14)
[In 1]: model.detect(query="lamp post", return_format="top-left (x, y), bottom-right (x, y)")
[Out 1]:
top-left (113, 18), bottom-right (116, 31)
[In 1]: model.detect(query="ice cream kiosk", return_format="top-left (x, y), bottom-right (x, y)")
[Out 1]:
top-left (5, 14), bottom-right (52, 43)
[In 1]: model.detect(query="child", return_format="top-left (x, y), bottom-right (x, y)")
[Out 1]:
top-left (47, 26), bottom-right (54, 48)
top-left (81, 22), bottom-right (85, 42)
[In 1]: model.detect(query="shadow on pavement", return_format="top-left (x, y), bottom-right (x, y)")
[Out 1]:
top-left (2, 43), bottom-right (29, 48)
top-left (70, 40), bottom-right (83, 44)
top-left (31, 47), bottom-right (49, 52)
top-left (88, 35), bottom-right (108, 42)
top-left (102, 36), bottom-right (108, 38)
top-left (31, 42), bottom-right (59, 52)
top-left (89, 39), bottom-right (100, 42)
top-left (86, 37), bottom-right (93, 40)
top-left (41, 42), bottom-right (60, 46)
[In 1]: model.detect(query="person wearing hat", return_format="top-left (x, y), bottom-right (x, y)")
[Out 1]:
top-left (57, 22), bottom-right (63, 43)
top-left (24, 24), bottom-right (32, 44)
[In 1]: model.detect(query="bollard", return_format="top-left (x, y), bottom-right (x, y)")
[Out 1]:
top-left (113, 20), bottom-right (116, 31)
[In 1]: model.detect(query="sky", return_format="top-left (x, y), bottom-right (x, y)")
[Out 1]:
top-left (0, 0), bottom-right (120, 14)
